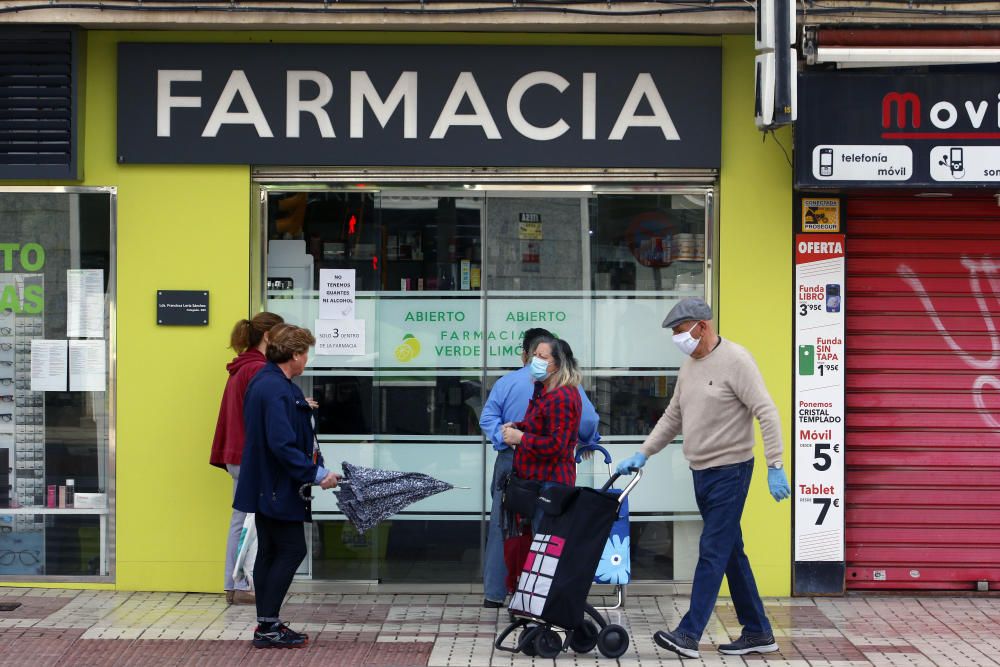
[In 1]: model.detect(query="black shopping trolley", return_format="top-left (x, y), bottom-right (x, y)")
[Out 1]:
top-left (494, 463), bottom-right (642, 660)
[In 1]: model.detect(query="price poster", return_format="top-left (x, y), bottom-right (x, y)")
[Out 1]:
top-left (794, 234), bottom-right (845, 563)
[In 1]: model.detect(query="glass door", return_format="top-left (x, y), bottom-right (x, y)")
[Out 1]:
top-left (261, 188), bottom-right (486, 584)
top-left (259, 184), bottom-right (714, 585)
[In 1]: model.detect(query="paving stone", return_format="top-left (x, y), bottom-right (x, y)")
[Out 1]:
top-left (182, 640), bottom-right (250, 665)
top-left (0, 594), bottom-right (73, 619)
top-left (58, 639), bottom-right (135, 666)
top-left (2, 588), bottom-right (1000, 666)
top-left (366, 639), bottom-right (434, 666)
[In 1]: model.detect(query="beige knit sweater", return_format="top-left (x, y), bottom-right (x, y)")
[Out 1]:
top-left (640, 338), bottom-right (783, 470)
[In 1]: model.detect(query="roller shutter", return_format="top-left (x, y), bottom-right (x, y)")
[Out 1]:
top-left (0, 28), bottom-right (78, 179)
top-left (845, 193), bottom-right (1000, 591)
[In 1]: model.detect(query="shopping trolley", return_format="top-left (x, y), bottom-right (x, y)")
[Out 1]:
top-left (577, 444), bottom-right (632, 610)
top-left (494, 461), bottom-right (642, 660)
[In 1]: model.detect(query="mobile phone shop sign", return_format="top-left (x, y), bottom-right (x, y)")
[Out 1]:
top-left (796, 70), bottom-right (1000, 187)
top-left (117, 44), bottom-right (721, 169)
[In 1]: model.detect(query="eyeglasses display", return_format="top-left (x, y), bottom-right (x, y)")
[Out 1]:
top-left (0, 548), bottom-right (40, 566)
top-left (0, 298), bottom-right (50, 540)
top-left (1, 189), bottom-right (114, 579)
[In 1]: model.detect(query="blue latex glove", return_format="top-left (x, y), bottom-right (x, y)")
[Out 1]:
top-left (615, 452), bottom-right (647, 476)
top-left (768, 467), bottom-right (791, 501)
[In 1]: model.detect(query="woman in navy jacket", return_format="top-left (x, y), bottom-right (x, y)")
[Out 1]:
top-left (234, 323), bottom-right (340, 649)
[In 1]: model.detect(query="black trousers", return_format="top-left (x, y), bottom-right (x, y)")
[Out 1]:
top-left (253, 514), bottom-right (307, 623)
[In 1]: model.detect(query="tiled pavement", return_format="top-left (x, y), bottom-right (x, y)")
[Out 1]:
top-left (1, 588), bottom-right (999, 666)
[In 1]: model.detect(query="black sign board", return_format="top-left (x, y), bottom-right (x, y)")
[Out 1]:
top-left (796, 69), bottom-right (1000, 188)
top-left (157, 290), bottom-right (209, 326)
top-left (117, 43), bottom-right (721, 169)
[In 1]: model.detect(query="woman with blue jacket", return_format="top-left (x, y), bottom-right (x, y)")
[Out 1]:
top-left (234, 323), bottom-right (340, 649)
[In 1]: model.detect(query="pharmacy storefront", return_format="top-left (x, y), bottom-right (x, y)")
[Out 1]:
top-left (1, 32), bottom-right (792, 594)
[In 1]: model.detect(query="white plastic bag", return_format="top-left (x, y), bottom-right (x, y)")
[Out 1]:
top-left (232, 513), bottom-right (257, 590)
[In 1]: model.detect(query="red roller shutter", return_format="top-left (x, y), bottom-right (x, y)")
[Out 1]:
top-left (845, 193), bottom-right (1000, 591)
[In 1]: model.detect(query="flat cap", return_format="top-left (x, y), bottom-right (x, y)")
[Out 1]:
top-left (662, 297), bottom-right (713, 329)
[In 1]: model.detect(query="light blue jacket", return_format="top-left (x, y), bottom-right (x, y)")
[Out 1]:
top-left (479, 365), bottom-right (601, 452)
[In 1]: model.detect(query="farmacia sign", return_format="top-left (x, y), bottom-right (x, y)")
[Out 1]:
top-left (118, 44), bottom-right (721, 169)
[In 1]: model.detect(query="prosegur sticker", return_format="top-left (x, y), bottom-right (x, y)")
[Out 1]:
top-left (802, 198), bottom-right (840, 233)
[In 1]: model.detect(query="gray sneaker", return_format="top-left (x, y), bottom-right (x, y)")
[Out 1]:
top-left (653, 629), bottom-right (700, 659)
top-left (718, 632), bottom-right (778, 655)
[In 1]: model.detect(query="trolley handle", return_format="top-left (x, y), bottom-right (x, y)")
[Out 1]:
top-left (575, 443), bottom-right (612, 464)
top-left (601, 468), bottom-right (643, 505)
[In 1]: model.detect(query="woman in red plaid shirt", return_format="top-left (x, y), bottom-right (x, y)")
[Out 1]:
top-left (501, 337), bottom-right (583, 490)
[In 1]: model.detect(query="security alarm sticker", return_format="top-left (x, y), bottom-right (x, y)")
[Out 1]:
top-left (801, 198), bottom-right (840, 233)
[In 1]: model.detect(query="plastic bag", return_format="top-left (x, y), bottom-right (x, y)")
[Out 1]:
top-left (232, 513), bottom-right (257, 590)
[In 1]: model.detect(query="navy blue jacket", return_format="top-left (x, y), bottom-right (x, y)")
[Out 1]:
top-left (233, 362), bottom-right (323, 522)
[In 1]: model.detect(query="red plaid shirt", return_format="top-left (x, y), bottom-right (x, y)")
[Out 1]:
top-left (512, 382), bottom-right (581, 486)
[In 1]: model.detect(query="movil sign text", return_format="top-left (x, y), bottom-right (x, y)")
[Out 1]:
top-left (881, 91), bottom-right (1000, 138)
top-left (157, 69), bottom-right (681, 142)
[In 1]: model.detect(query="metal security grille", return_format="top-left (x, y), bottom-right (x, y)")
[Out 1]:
top-left (0, 28), bottom-right (77, 179)
top-left (845, 193), bottom-right (1000, 591)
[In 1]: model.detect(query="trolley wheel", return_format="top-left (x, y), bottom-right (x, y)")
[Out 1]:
top-left (568, 620), bottom-right (600, 653)
top-left (519, 625), bottom-right (542, 656)
top-left (534, 629), bottom-right (563, 659)
top-left (596, 624), bottom-right (629, 659)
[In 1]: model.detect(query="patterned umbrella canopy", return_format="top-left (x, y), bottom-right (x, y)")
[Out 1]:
top-left (333, 461), bottom-right (454, 533)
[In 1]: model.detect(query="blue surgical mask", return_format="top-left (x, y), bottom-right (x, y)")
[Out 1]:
top-left (530, 356), bottom-right (551, 381)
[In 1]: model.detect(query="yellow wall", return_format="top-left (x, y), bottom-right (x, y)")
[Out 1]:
top-left (719, 35), bottom-right (793, 596)
top-left (4, 31), bottom-right (791, 594)
top-left (83, 33), bottom-right (252, 591)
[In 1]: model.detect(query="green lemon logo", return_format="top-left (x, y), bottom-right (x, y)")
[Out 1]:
top-left (394, 333), bottom-right (421, 363)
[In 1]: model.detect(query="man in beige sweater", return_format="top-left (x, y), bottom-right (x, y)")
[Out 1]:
top-left (614, 297), bottom-right (790, 659)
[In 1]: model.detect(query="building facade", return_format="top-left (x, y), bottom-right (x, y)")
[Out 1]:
top-left (0, 26), bottom-right (797, 594)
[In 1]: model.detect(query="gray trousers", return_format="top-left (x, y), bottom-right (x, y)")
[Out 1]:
top-left (225, 464), bottom-right (250, 591)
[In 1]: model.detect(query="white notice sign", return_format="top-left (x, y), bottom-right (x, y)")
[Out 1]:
top-left (794, 234), bottom-right (845, 563)
top-left (929, 145), bottom-right (1000, 182)
top-left (319, 269), bottom-right (356, 320)
top-left (812, 145), bottom-right (912, 181)
top-left (67, 269), bottom-right (105, 338)
top-left (30, 339), bottom-right (68, 392)
top-left (69, 339), bottom-right (106, 391)
top-left (315, 319), bottom-right (365, 356)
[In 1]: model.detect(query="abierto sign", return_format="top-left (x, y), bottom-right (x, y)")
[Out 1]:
top-left (117, 44), bottom-right (721, 168)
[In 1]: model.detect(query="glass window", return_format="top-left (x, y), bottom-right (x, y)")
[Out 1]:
top-left (0, 189), bottom-right (115, 579)
top-left (260, 184), bottom-right (712, 584)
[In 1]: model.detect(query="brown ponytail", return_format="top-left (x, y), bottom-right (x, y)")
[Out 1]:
top-left (230, 311), bottom-right (285, 353)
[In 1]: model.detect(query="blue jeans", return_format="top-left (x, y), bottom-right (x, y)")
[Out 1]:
top-left (483, 448), bottom-right (514, 603)
top-left (676, 459), bottom-right (772, 641)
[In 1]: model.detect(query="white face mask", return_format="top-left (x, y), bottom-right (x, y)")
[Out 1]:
top-left (672, 323), bottom-right (701, 357)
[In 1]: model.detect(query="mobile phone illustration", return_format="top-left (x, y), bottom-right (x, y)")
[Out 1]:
top-left (826, 284), bottom-right (841, 313)
top-left (949, 147), bottom-right (965, 178)
top-left (819, 148), bottom-right (834, 177)
top-left (799, 345), bottom-right (815, 375)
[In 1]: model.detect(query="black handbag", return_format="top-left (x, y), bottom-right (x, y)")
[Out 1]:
top-left (502, 474), bottom-right (541, 517)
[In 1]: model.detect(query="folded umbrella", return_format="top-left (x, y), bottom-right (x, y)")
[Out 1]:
top-left (333, 461), bottom-right (457, 534)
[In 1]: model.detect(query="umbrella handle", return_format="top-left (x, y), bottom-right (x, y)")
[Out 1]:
top-left (300, 480), bottom-right (354, 499)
